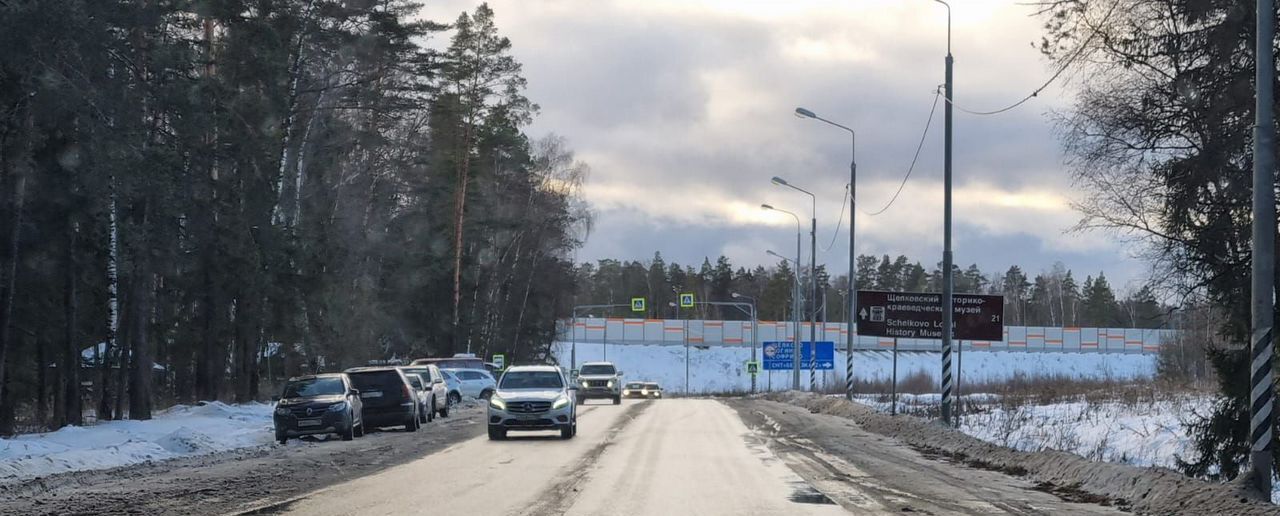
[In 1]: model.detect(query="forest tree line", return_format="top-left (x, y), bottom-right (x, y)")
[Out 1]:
top-left (573, 252), bottom-right (1167, 329)
top-left (0, 2), bottom-right (587, 433)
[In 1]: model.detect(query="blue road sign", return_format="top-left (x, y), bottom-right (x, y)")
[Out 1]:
top-left (761, 341), bottom-right (834, 370)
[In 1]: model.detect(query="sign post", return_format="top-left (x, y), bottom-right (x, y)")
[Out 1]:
top-left (891, 338), bottom-right (898, 416)
top-left (492, 353), bottom-right (506, 371)
top-left (856, 290), bottom-right (1003, 424)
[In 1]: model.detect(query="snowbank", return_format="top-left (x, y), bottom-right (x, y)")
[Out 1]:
top-left (857, 393), bottom-right (1278, 503)
top-left (0, 401), bottom-right (273, 482)
top-left (768, 392), bottom-right (1279, 513)
top-left (552, 342), bottom-right (1155, 393)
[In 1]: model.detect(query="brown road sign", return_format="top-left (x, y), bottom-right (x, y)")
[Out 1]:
top-left (856, 290), bottom-right (1004, 341)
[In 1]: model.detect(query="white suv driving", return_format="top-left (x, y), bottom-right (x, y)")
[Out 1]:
top-left (487, 365), bottom-right (577, 440)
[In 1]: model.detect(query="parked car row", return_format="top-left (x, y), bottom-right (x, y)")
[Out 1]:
top-left (272, 364), bottom-right (497, 444)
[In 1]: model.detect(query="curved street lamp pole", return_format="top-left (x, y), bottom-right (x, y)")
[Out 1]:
top-left (772, 178), bottom-right (818, 392)
top-left (795, 107), bottom-right (856, 400)
top-left (764, 203), bottom-right (804, 391)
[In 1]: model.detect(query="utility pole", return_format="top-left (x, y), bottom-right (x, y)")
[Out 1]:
top-left (937, 0), bottom-right (956, 426)
top-left (1249, 0), bottom-right (1275, 496)
top-left (847, 139), bottom-right (856, 401)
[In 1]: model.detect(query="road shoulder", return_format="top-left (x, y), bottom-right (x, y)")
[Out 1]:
top-left (0, 406), bottom-right (488, 516)
top-left (731, 392), bottom-right (1278, 515)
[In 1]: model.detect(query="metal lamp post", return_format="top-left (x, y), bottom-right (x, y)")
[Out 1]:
top-left (731, 293), bottom-right (760, 393)
top-left (795, 107), bottom-right (857, 400)
top-left (570, 303), bottom-right (631, 372)
top-left (763, 203), bottom-right (804, 391)
top-left (771, 177), bottom-right (818, 392)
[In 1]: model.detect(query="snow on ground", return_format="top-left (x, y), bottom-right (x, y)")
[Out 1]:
top-left (551, 342), bottom-right (1155, 393)
top-left (859, 393), bottom-right (1207, 468)
top-left (856, 392), bottom-right (1280, 504)
top-left (0, 402), bottom-right (272, 482)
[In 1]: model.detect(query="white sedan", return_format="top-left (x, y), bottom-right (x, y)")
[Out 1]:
top-left (442, 368), bottom-right (497, 400)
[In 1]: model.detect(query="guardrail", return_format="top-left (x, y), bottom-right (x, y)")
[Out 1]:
top-left (560, 318), bottom-right (1175, 354)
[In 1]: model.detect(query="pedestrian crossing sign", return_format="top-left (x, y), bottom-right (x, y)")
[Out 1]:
top-left (680, 293), bottom-right (695, 308)
top-left (745, 361), bottom-right (759, 375)
top-left (631, 297), bottom-right (646, 312)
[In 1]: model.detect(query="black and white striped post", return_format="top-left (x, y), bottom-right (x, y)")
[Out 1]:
top-left (1249, 0), bottom-right (1276, 495)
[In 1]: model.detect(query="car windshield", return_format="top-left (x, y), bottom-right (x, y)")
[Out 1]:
top-left (499, 371), bottom-right (563, 390)
top-left (646, 384), bottom-right (661, 390)
top-left (282, 377), bottom-right (344, 398)
top-left (405, 375), bottom-right (423, 389)
top-left (627, 383), bottom-right (644, 389)
top-left (580, 364), bottom-right (615, 375)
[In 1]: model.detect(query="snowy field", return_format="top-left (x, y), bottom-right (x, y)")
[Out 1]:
top-left (551, 342), bottom-right (1156, 393)
top-left (0, 402), bottom-right (272, 482)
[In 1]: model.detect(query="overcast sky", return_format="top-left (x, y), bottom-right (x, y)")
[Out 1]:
top-left (419, 0), bottom-right (1147, 291)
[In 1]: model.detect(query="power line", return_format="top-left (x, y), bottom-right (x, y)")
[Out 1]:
top-left (865, 90), bottom-right (941, 217)
top-left (942, 0), bottom-right (1118, 116)
top-left (822, 183), bottom-right (850, 252)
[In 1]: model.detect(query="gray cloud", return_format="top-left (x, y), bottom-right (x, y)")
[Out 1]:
top-left (419, 1), bottom-right (1145, 287)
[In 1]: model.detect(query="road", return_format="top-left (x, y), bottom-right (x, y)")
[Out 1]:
top-left (269, 398), bottom-right (1121, 516)
top-left (0, 397), bottom-right (1132, 515)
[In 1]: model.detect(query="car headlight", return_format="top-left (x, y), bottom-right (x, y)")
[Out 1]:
top-left (489, 396), bottom-right (507, 410)
top-left (552, 395), bottom-right (570, 410)
top-left (607, 380), bottom-right (615, 388)
top-left (326, 402), bottom-right (347, 412)
top-left (274, 407), bottom-right (290, 416)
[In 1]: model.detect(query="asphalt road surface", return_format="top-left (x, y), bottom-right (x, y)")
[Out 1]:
top-left (271, 398), bottom-right (1122, 516)
top-left (0, 397), bottom-right (1130, 515)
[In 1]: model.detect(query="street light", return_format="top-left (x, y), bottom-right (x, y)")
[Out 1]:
top-left (763, 203), bottom-right (805, 391)
top-left (795, 106), bottom-right (857, 401)
top-left (772, 176), bottom-right (818, 392)
top-left (732, 292), bottom-right (760, 393)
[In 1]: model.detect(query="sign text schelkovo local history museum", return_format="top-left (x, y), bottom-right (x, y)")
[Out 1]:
top-left (855, 290), bottom-right (1004, 341)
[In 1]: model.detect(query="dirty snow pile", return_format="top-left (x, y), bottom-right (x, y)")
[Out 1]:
top-left (0, 401), bottom-right (272, 482)
top-left (858, 393), bottom-right (1279, 504)
top-left (774, 392), bottom-right (1280, 513)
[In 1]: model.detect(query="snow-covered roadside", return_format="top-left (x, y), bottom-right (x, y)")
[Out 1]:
top-left (0, 402), bottom-right (273, 482)
top-left (856, 393), bottom-right (1279, 504)
top-left (552, 341), bottom-right (1156, 393)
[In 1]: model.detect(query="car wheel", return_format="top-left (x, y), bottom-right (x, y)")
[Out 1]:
top-left (479, 389), bottom-right (493, 401)
top-left (560, 423), bottom-right (574, 439)
top-left (449, 392), bottom-right (462, 405)
top-left (613, 395), bottom-right (621, 405)
top-left (276, 429), bottom-right (288, 445)
top-left (341, 421), bottom-right (355, 441)
top-left (355, 420), bottom-right (365, 437)
top-left (427, 397), bottom-right (436, 422)
top-left (406, 412), bottom-right (419, 432)
top-left (439, 403), bottom-right (450, 418)
top-left (487, 425), bottom-right (506, 440)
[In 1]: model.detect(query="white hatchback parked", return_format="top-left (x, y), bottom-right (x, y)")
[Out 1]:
top-left (442, 368), bottom-right (497, 400)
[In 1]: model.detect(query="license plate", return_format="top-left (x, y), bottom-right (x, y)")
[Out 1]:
top-left (361, 391), bottom-right (383, 398)
top-left (298, 419), bottom-right (322, 427)
top-left (516, 413), bottom-right (540, 420)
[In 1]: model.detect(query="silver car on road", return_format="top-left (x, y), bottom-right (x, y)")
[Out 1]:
top-left (487, 365), bottom-right (577, 440)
